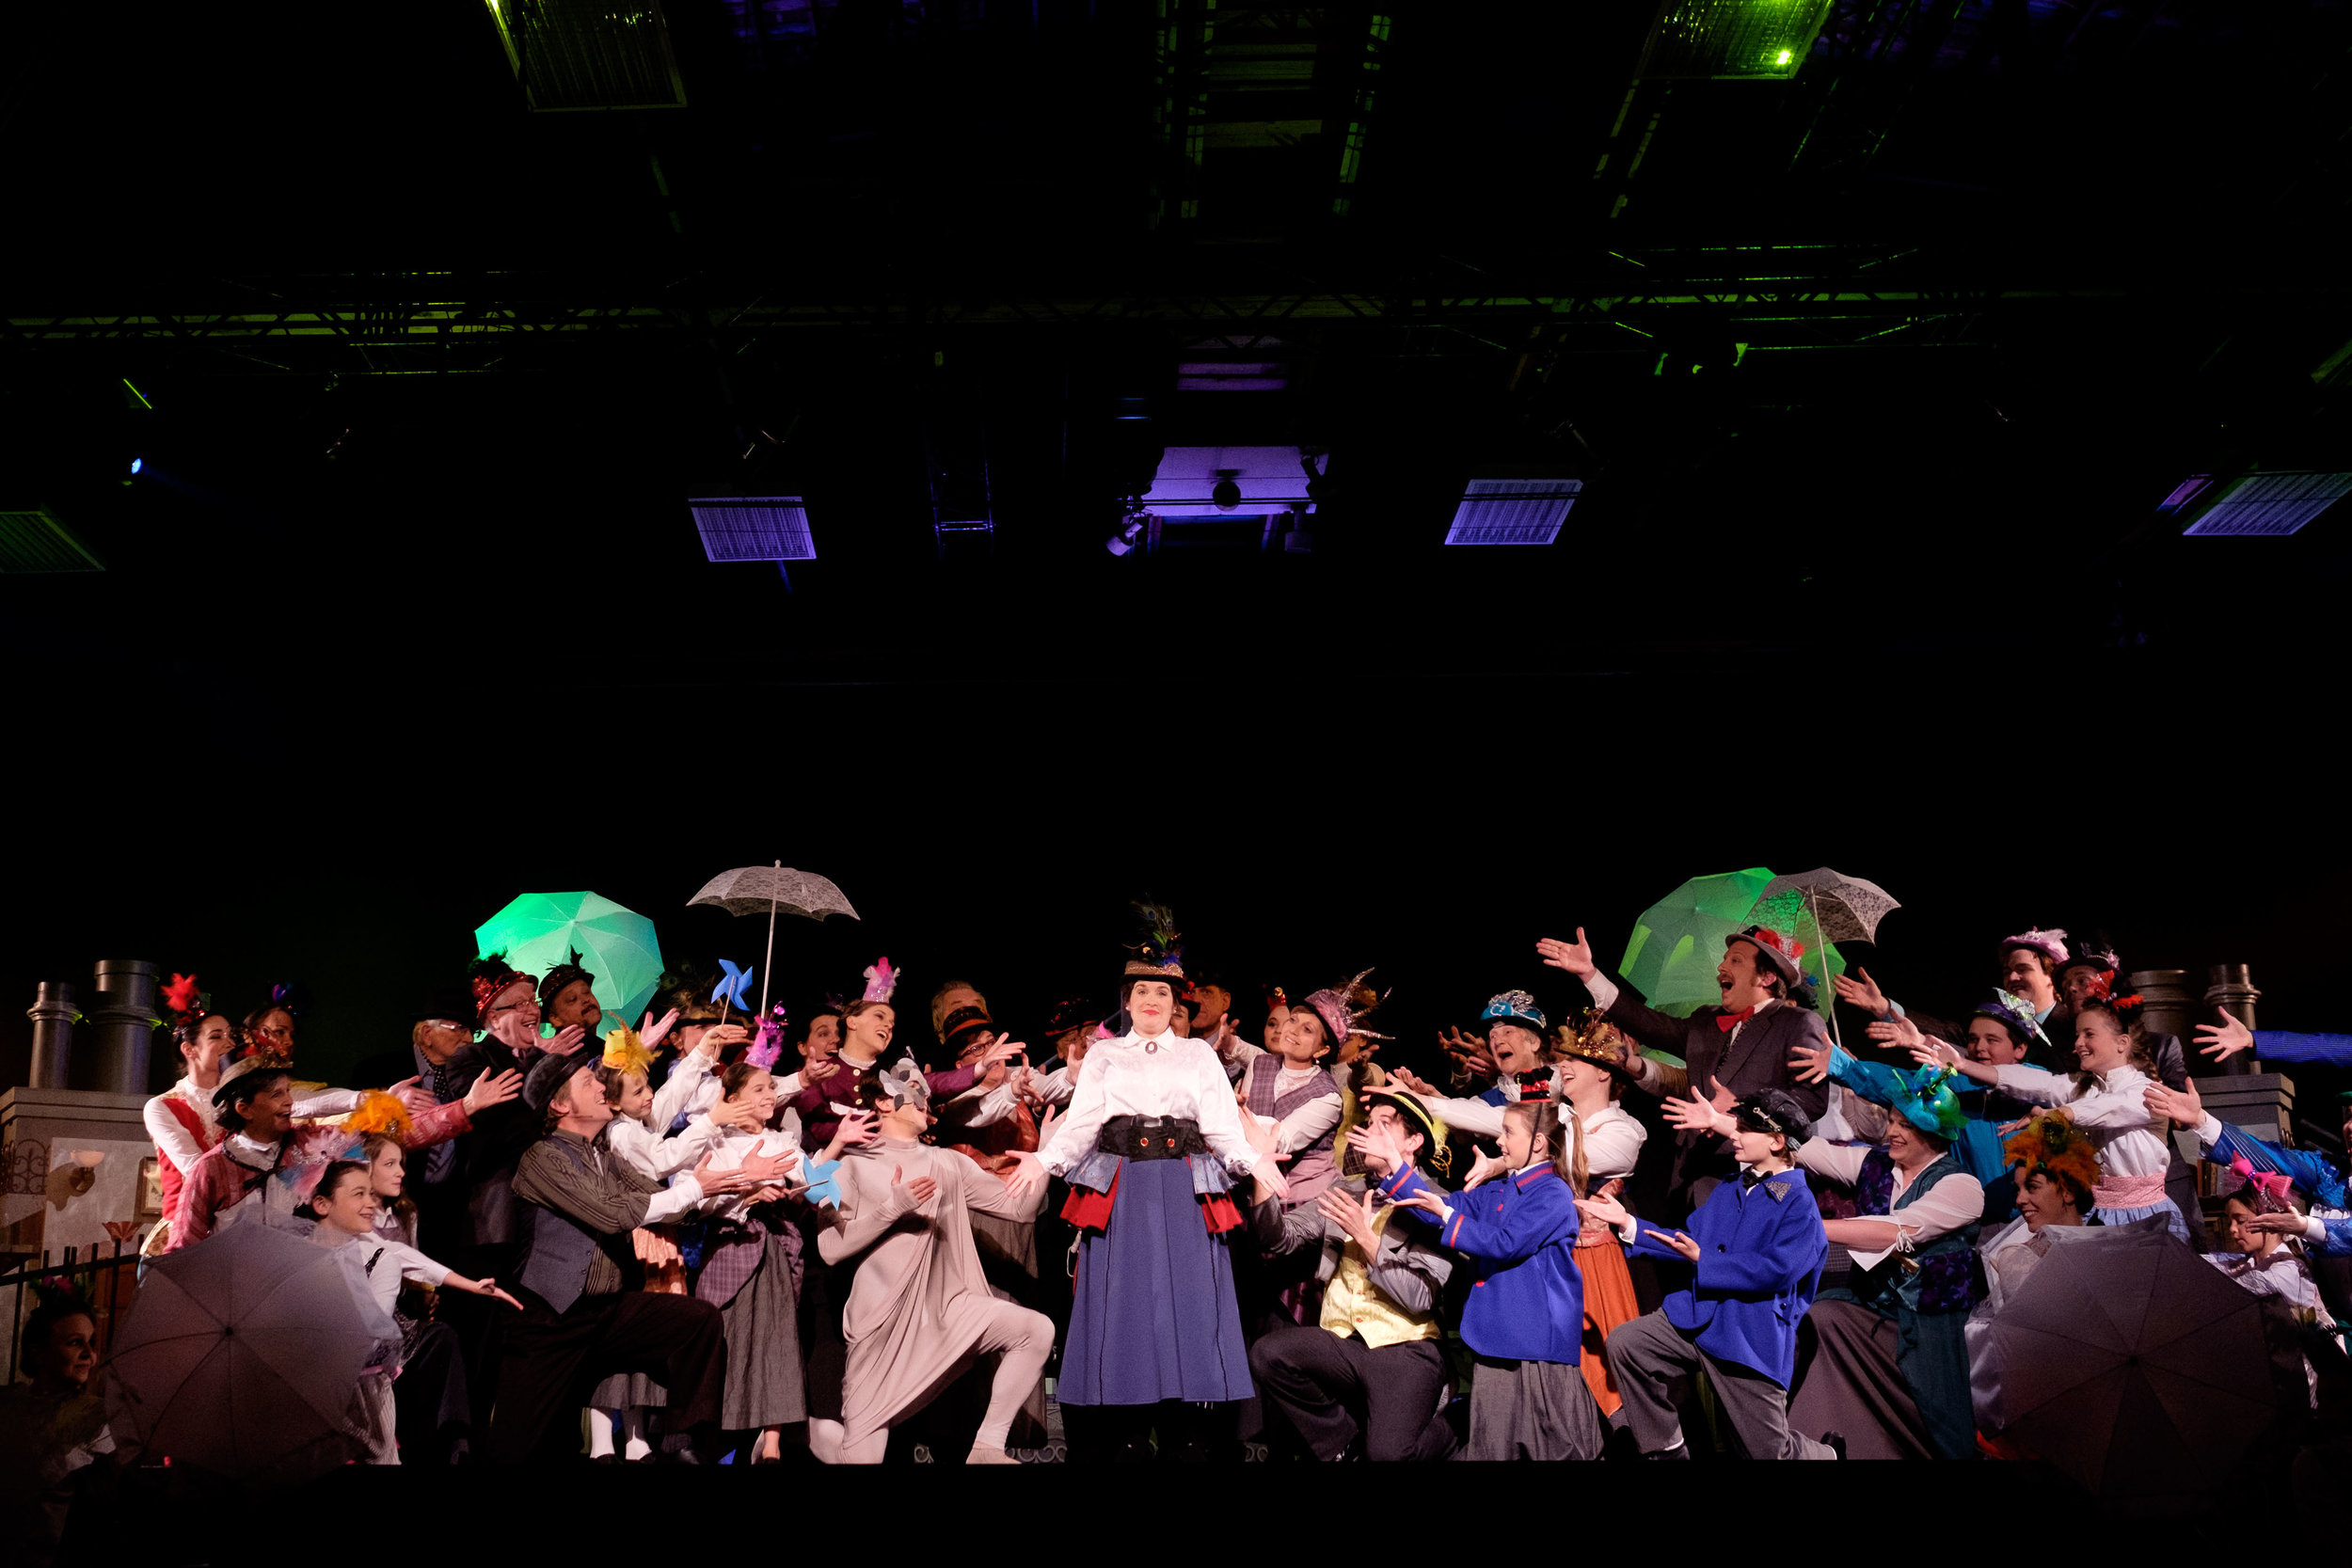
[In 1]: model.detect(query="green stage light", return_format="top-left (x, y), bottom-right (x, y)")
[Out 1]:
top-left (484, 0), bottom-right (687, 112)
top-left (1639, 0), bottom-right (1836, 81)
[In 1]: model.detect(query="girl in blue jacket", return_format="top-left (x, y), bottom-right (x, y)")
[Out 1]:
top-left (1375, 1097), bottom-right (1607, 1460)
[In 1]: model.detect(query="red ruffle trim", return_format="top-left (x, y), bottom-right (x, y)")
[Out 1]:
top-left (1058, 1165), bottom-right (1247, 1236)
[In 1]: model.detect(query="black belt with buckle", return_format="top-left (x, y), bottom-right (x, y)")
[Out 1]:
top-left (1098, 1115), bottom-right (1208, 1162)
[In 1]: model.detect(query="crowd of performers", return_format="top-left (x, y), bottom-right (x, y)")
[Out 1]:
top-left (13, 905), bottom-right (2352, 1503)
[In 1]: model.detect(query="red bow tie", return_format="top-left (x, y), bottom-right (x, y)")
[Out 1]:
top-left (1715, 1006), bottom-right (1756, 1034)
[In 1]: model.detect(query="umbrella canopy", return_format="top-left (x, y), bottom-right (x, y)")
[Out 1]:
top-left (688, 864), bottom-right (860, 922)
top-left (474, 891), bottom-right (666, 1026)
top-left (1617, 867), bottom-right (1847, 1022)
top-left (1992, 1222), bottom-right (2279, 1496)
top-left (1753, 866), bottom-right (1900, 946)
top-left (105, 1221), bottom-right (401, 1481)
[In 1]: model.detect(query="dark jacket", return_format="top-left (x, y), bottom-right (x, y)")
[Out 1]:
top-left (1602, 982), bottom-right (1829, 1205)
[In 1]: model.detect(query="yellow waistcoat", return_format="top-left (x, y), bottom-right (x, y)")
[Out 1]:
top-left (1317, 1205), bottom-right (1439, 1349)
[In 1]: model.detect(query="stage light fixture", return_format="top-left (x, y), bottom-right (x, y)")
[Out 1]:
top-left (485, 0), bottom-right (688, 112)
top-left (128, 458), bottom-right (142, 476)
top-left (689, 496), bottom-right (817, 562)
top-left (1443, 476), bottom-right (1582, 546)
top-left (0, 505), bottom-right (105, 573)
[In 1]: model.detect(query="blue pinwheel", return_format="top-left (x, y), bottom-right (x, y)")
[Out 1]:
top-left (712, 959), bottom-right (755, 1022)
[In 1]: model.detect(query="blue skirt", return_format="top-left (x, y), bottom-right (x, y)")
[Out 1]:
top-left (2095, 1196), bottom-right (2190, 1244)
top-left (1059, 1157), bottom-right (1255, 1406)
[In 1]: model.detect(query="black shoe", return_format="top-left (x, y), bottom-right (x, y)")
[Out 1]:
top-left (1821, 1431), bottom-right (1847, 1460)
top-left (592, 1452), bottom-right (623, 1465)
top-left (1646, 1444), bottom-right (1692, 1460)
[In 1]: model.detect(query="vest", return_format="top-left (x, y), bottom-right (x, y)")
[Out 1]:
top-left (1318, 1206), bottom-right (1438, 1349)
top-left (1851, 1148), bottom-right (1980, 1316)
top-left (515, 1137), bottom-right (634, 1314)
top-left (1248, 1056), bottom-right (1340, 1198)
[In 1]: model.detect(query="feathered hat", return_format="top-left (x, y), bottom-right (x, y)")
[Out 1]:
top-left (1726, 925), bottom-right (1806, 990)
top-left (467, 953), bottom-right (537, 1026)
top-left (2000, 927), bottom-right (2071, 967)
top-left (538, 948), bottom-right (597, 1010)
top-left (339, 1090), bottom-right (415, 1142)
top-left (1969, 990), bottom-right (2050, 1050)
top-left (1480, 989), bottom-right (1548, 1037)
top-left (209, 1043), bottom-right (293, 1108)
top-left (1883, 1063), bottom-right (1972, 1141)
top-left (602, 1024), bottom-right (656, 1078)
top-left (861, 957), bottom-right (898, 1004)
top-left (1301, 969), bottom-right (1389, 1049)
top-left (1121, 902), bottom-right (1187, 988)
top-left (2058, 941), bottom-right (2121, 997)
top-left (745, 1004), bottom-right (789, 1072)
top-left (2002, 1109), bottom-right (2102, 1202)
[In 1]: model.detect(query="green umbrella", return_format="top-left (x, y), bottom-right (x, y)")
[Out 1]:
top-left (1617, 866), bottom-right (1846, 1025)
top-left (474, 891), bottom-right (665, 1031)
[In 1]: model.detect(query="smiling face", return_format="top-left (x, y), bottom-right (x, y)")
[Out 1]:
top-left (416, 1017), bottom-right (474, 1067)
top-left (311, 1166), bottom-right (379, 1236)
top-left (233, 1075), bottom-right (295, 1140)
top-left (250, 1007), bottom-right (296, 1053)
top-left (1277, 1009), bottom-right (1331, 1066)
top-left (1966, 1017), bottom-right (2029, 1066)
top-left (33, 1312), bottom-right (98, 1393)
top-left (553, 1064), bottom-right (615, 1132)
top-left (2002, 948), bottom-right (2056, 1010)
top-left (841, 1004), bottom-right (896, 1061)
top-left (484, 982), bottom-right (543, 1051)
top-left (1717, 941), bottom-right (1775, 1014)
top-left (1883, 1118), bottom-right (1941, 1168)
top-left (2073, 1008), bottom-right (2133, 1074)
top-left (1555, 1054), bottom-right (1618, 1102)
top-left (546, 978), bottom-right (601, 1032)
top-left (800, 1013), bottom-right (841, 1066)
top-left (615, 1069), bottom-right (655, 1123)
top-left (724, 1068), bottom-right (777, 1128)
top-left (368, 1140), bottom-right (405, 1199)
top-left (1127, 980), bottom-right (1175, 1036)
top-left (181, 1015), bottom-right (238, 1081)
top-left (2013, 1168), bottom-right (2083, 1231)
top-left (2059, 965), bottom-right (2108, 1007)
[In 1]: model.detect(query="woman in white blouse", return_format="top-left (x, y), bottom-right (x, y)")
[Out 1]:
top-left (1911, 993), bottom-right (2188, 1242)
top-left (1010, 942), bottom-right (1286, 1433)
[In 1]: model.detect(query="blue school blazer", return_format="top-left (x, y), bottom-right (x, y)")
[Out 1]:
top-left (1627, 1167), bottom-right (1827, 1387)
top-left (1384, 1162), bottom-right (1584, 1365)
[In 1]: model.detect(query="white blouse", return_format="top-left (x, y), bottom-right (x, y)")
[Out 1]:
top-left (695, 1128), bottom-right (807, 1224)
top-left (1795, 1138), bottom-right (1985, 1271)
top-left (315, 1229), bottom-right (450, 1319)
top-left (608, 1112), bottom-right (728, 1182)
top-left (1417, 1082), bottom-right (1646, 1183)
top-left (1992, 1064), bottom-right (2171, 1178)
top-left (1266, 1063), bottom-right (1343, 1155)
top-left (1035, 1029), bottom-right (1259, 1176)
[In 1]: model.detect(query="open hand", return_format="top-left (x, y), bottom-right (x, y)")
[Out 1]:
top-left (2196, 1014), bottom-right (2255, 1062)
top-left (1384, 1066), bottom-right (1442, 1101)
top-left (470, 1278), bottom-right (525, 1311)
top-left (1664, 1085), bottom-right (1734, 1138)
top-left (697, 1023), bottom-right (749, 1060)
top-left (2240, 1212), bottom-right (2309, 1237)
top-left (462, 1068), bottom-right (525, 1116)
top-left (387, 1078), bottom-right (437, 1119)
top-left (640, 1008), bottom-right (681, 1052)
top-left (1645, 1227), bottom-right (1702, 1262)
top-left (1833, 967), bottom-right (1889, 1015)
top-left (1575, 1193), bottom-right (1631, 1230)
top-left (1788, 1041), bottom-right (1832, 1086)
top-left (2144, 1081), bottom-right (2202, 1125)
top-left (739, 1145), bottom-right (798, 1186)
top-left (1317, 1187), bottom-right (1378, 1253)
top-left (1535, 929), bottom-right (1597, 979)
top-left (690, 1150), bottom-right (757, 1196)
top-left (1345, 1119), bottom-right (1408, 1177)
top-left (546, 1023), bottom-right (588, 1057)
top-left (1866, 1013), bottom-right (1925, 1052)
top-left (1438, 1026), bottom-right (1496, 1081)
top-left (1460, 1144), bottom-right (1509, 1191)
top-left (1910, 1039), bottom-right (1963, 1071)
top-left (1392, 1188), bottom-right (1451, 1220)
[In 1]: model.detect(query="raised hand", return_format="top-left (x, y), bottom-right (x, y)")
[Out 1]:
top-left (823, 1108), bottom-right (880, 1161)
top-left (1663, 1090), bottom-right (1733, 1138)
top-left (1910, 1039), bottom-right (1963, 1071)
top-left (546, 1023), bottom-right (588, 1057)
top-left (1833, 967), bottom-right (1889, 1015)
top-left (2196, 1014), bottom-right (2255, 1063)
top-left (1534, 929), bottom-right (1597, 979)
top-left (1707, 1074), bottom-right (1735, 1114)
top-left (2144, 1081), bottom-right (2202, 1125)
top-left (1317, 1187), bottom-right (1379, 1254)
top-left (462, 1068), bottom-right (525, 1116)
top-left (697, 1023), bottom-right (750, 1060)
top-left (709, 1095), bottom-right (761, 1131)
top-left (1460, 1144), bottom-right (1509, 1191)
top-left (1392, 1188), bottom-right (1451, 1219)
top-left (1865, 1013), bottom-right (1925, 1052)
top-left (691, 1149), bottom-right (756, 1196)
top-left (1344, 1119), bottom-right (1408, 1177)
top-left (2241, 1212), bottom-right (2311, 1237)
top-left (1438, 1026), bottom-right (1497, 1081)
top-left (1788, 1041), bottom-right (1833, 1086)
top-left (640, 1008), bottom-right (681, 1052)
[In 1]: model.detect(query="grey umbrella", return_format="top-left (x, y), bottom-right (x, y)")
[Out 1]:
top-left (1751, 867), bottom-right (1899, 1047)
top-left (1991, 1221), bottom-right (2279, 1497)
top-left (689, 863), bottom-right (861, 1012)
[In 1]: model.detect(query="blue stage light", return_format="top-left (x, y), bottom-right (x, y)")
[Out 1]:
top-left (129, 458), bottom-right (143, 475)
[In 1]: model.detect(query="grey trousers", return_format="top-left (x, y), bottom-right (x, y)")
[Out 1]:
top-left (1604, 1310), bottom-right (1835, 1461)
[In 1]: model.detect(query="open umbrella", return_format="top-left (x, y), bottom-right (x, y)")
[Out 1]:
top-left (689, 863), bottom-right (860, 1013)
top-left (474, 891), bottom-right (665, 1027)
top-left (105, 1220), bottom-right (401, 1481)
top-left (1618, 867), bottom-right (1847, 1024)
top-left (1747, 867), bottom-right (1898, 1045)
top-left (1992, 1221), bottom-right (2278, 1497)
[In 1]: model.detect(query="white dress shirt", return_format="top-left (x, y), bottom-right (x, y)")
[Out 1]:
top-left (1992, 1064), bottom-right (2170, 1180)
top-left (1035, 1027), bottom-right (1259, 1176)
top-left (608, 1112), bottom-right (729, 1182)
top-left (1265, 1062), bottom-right (1343, 1154)
top-left (315, 1228), bottom-right (450, 1319)
top-left (695, 1128), bottom-right (806, 1223)
top-left (1795, 1138), bottom-right (1985, 1271)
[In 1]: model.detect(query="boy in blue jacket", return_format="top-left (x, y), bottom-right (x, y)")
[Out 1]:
top-left (1375, 1096), bottom-right (1606, 1460)
top-left (1579, 1088), bottom-right (1836, 1460)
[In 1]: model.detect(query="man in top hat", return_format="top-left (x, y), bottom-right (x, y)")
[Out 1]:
top-left (350, 982), bottom-right (503, 1243)
top-left (1244, 1086), bottom-right (1456, 1462)
top-left (1538, 925), bottom-right (1829, 1218)
top-left (1581, 1088), bottom-right (1835, 1460)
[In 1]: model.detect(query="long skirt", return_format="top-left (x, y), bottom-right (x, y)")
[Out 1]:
top-left (2096, 1196), bottom-right (2190, 1245)
top-left (712, 1227), bottom-right (807, 1430)
top-left (1461, 1354), bottom-right (1607, 1462)
top-left (1574, 1232), bottom-right (1639, 1417)
top-left (1788, 1297), bottom-right (1977, 1462)
top-left (1062, 1158), bottom-right (1254, 1406)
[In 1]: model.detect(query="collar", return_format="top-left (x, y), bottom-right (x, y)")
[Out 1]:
top-left (1715, 1001), bottom-right (1769, 1033)
top-left (1738, 1164), bottom-right (1800, 1200)
top-left (226, 1132), bottom-right (281, 1164)
top-left (1512, 1161), bottom-right (1555, 1190)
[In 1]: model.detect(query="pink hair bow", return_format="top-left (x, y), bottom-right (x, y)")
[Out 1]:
top-left (2229, 1155), bottom-right (2294, 1207)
